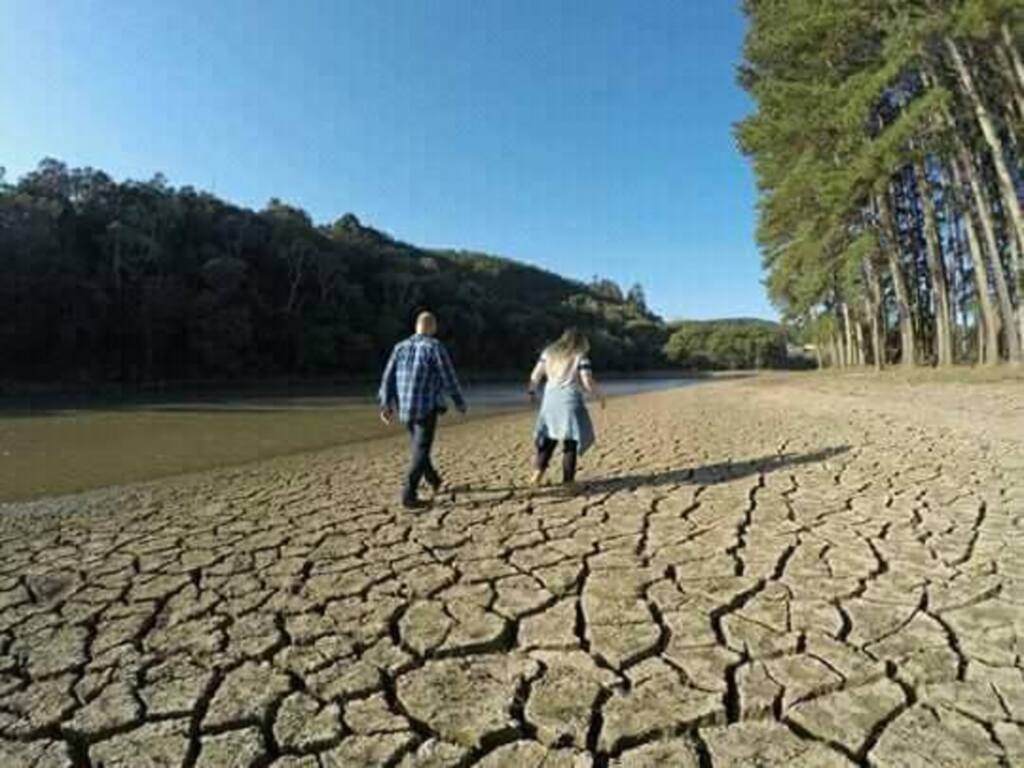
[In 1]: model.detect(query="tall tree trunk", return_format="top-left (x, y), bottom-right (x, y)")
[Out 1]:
top-left (889, 246), bottom-right (917, 367)
top-left (864, 296), bottom-right (882, 369)
top-left (914, 162), bottom-right (955, 365)
top-left (950, 215), bottom-right (970, 361)
top-left (863, 254), bottom-right (884, 369)
top-left (936, 91), bottom-right (1018, 362)
top-left (994, 42), bottom-right (1024, 124)
top-left (956, 145), bottom-right (1022, 363)
top-left (841, 302), bottom-right (855, 367)
top-left (896, 173), bottom-right (929, 357)
top-left (878, 191), bottom-right (917, 366)
top-left (949, 158), bottom-right (1001, 364)
top-left (945, 37), bottom-right (1024, 261)
top-left (1003, 23), bottom-right (1024, 93)
top-left (977, 313), bottom-right (986, 364)
top-left (1010, 235), bottom-right (1024, 357)
top-left (854, 317), bottom-right (866, 367)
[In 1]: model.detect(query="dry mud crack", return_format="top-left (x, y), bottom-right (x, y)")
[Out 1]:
top-left (1, 376), bottom-right (1022, 767)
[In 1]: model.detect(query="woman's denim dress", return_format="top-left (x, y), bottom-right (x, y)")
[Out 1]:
top-left (534, 354), bottom-right (596, 455)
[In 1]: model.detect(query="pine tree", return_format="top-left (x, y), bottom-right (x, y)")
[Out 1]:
top-left (738, 0), bottom-right (1024, 367)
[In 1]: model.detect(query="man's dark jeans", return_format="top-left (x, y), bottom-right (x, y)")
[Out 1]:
top-left (404, 410), bottom-right (440, 502)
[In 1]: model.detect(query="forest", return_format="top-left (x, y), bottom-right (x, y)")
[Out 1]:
top-left (0, 160), bottom-right (673, 390)
top-left (738, 0), bottom-right (1024, 368)
top-left (664, 319), bottom-right (792, 370)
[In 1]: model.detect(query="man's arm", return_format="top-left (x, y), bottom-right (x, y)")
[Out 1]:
top-left (378, 347), bottom-right (399, 420)
top-left (436, 343), bottom-right (467, 413)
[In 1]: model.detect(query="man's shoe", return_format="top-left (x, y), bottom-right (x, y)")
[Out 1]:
top-left (401, 496), bottom-right (429, 510)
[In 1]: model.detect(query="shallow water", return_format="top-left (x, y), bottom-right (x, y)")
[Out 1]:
top-left (462, 377), bottom-right (699, 407)
top-left (0, 377), bottom-right (698, 502)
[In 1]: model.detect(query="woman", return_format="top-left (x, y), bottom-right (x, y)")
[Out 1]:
top-left (527, 328), bottom-right (606, 486)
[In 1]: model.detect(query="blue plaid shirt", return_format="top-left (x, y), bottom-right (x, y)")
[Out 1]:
top-left (378, 334), bottom-right (467, 423)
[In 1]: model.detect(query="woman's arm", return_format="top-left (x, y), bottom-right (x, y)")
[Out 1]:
top-left (580, 368), bottom-right (606, 409)
top-left (527, 358), bottom-right (546, 401)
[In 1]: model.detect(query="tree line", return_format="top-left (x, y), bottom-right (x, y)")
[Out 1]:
top-left (738, 0), bottom-right (1024, 368)
top-left (664, 319), bottom-right (794, 370)
top-left (1, 160), bottom-right (673, 391)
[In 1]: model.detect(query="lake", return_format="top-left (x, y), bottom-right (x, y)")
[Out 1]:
top-left (0, 377), bottom-right (700, 502)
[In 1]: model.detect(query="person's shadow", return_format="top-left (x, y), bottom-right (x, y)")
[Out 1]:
top-left (444, 445), bottom-right (851, 501)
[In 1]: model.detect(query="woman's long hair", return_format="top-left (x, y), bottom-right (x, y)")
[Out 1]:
top-left (544, 328), bottom-right (590, 382)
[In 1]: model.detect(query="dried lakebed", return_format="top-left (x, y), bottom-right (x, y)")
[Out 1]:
top-left (0, 376), bottom-right (1021, 767)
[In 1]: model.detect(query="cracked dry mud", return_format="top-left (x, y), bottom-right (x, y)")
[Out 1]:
top-left (1, 376), bottom-right (1022, 767)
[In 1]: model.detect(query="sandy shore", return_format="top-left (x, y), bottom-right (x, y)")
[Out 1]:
top-left (1, 375), bottom-right (1021, 766)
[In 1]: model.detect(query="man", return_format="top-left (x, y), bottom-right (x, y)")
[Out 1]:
top-left (378, 311), bottom-right (467, 509)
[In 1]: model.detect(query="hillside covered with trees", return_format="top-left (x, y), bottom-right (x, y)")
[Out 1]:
top-left (1, 160), bottom-right (672, 389)
top-left (738, 0), bottom-right (1024, 368)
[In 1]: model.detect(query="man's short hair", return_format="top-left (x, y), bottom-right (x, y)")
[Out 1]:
top-left (416, 311), bottom-right (437, 335)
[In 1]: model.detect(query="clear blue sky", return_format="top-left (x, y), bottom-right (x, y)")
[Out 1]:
top-left (1, 0), bottom-right (773, 320)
